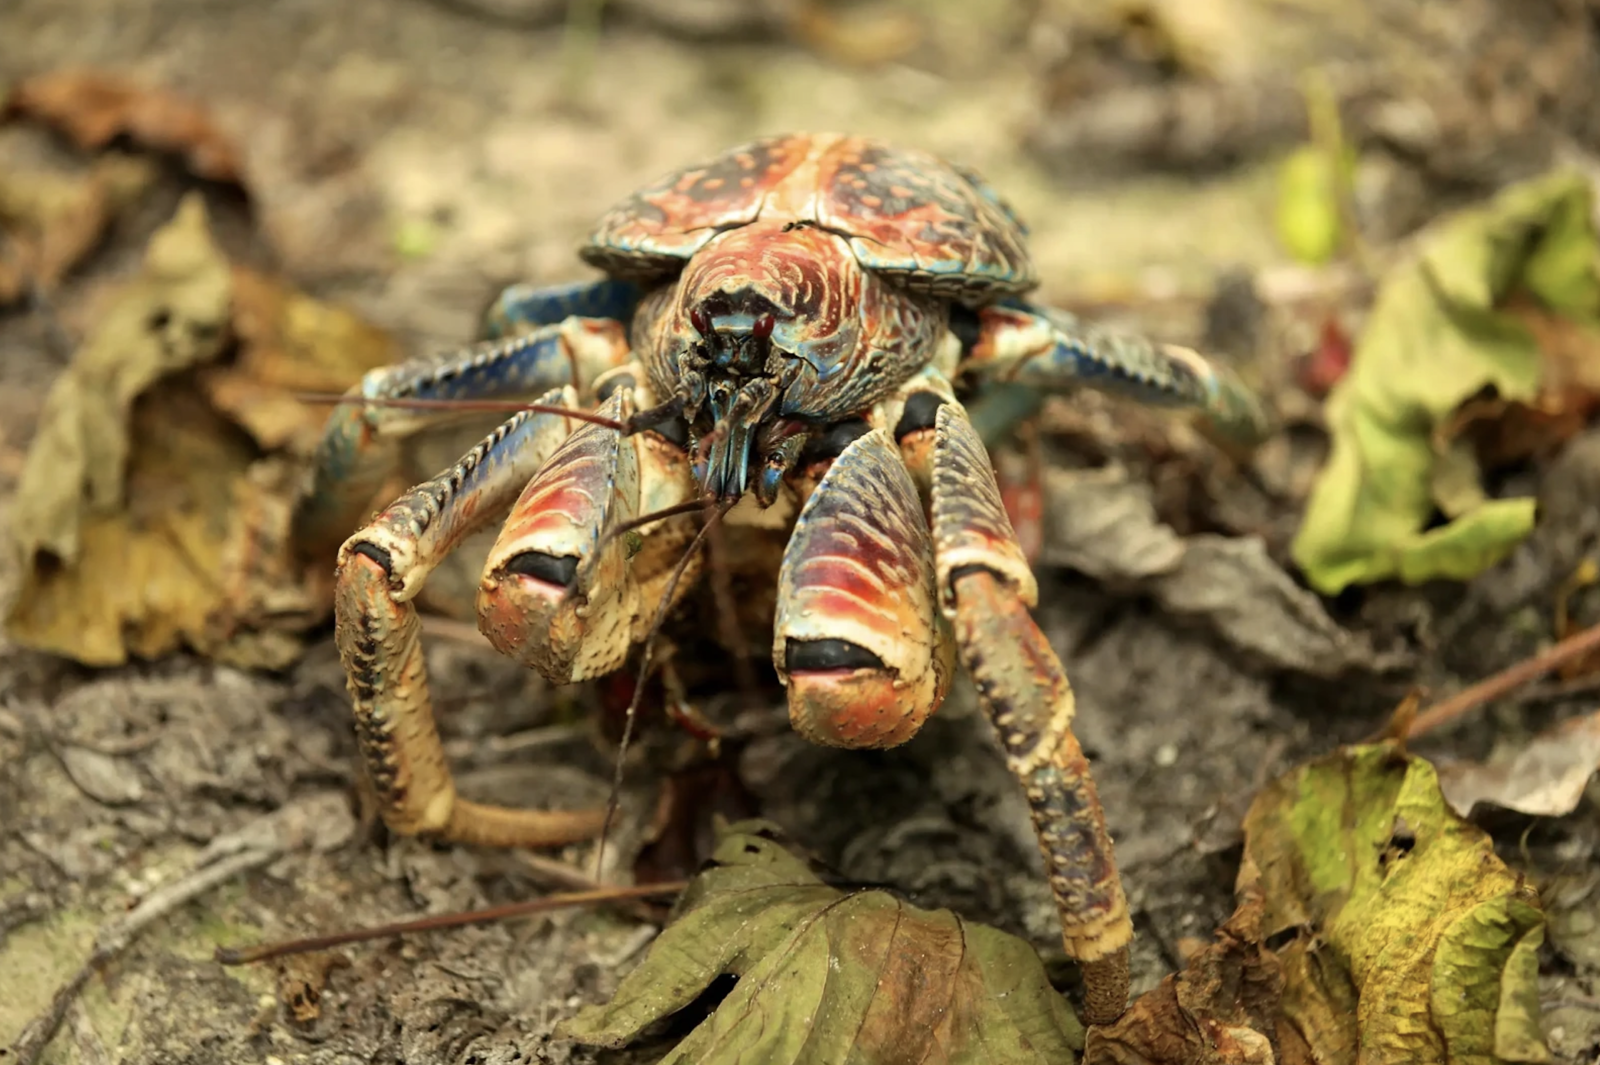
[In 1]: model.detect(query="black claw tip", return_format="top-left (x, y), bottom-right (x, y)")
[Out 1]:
top-left (785, 638), bottom-right (885, 673)
top-left (894, 391), bottom-right (947, 440)
top-left (503, 550), bottom-right (580, 587)
top-left (351, 542), bottom-right (395, 574)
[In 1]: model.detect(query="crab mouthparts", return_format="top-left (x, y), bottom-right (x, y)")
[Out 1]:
top-left (696, 376), bottom-right (780, 502)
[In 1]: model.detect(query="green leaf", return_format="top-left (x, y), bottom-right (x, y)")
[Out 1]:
top-left (1292, 169), bottom-right (1600, 594)
top-left (1275, 144), bottom-right (1350, 266)
top-left (1241, 744), bottom-right (1550, 1065)
top-left (557, 820), bottom-right (1086, 1065)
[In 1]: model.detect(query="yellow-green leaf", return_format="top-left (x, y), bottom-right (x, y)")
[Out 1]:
top-left (558, 820), bottom-right (1086, 1065)
top-left (1292, 170), bottom-right (1600, 594)
top-left (1241, 744), bottom-right (1549, 1065)
top-left (1275, 144), bottom-right (1348, 265)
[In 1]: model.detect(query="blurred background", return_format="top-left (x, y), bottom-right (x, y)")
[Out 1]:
top-left (5, 2), bottom-right (1600, 1063)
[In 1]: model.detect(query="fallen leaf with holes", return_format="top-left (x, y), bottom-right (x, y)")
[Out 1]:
top-left (1293, 170), bottom-right (1600, 594)
top-left (558, 820), bottom-right (1086, 1065)
top-left (5, 193), bottom-right (395, 668)
top-left (1435, 709), bottom-right (1600, 818)
top-left (1082, 889), bottom-right (1283, 1065)
top-left (3, 70), bottom-right (245, 185)
top-left (0, 155), bottom-right (155, 305)
top-left (198, 266), bottom-right (400, 457)
top-left (1242, 743), bottom-right (1550, 1064)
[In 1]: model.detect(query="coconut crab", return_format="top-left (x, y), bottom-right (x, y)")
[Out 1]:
top-left (294, 133), bottom-right (1267, 1025)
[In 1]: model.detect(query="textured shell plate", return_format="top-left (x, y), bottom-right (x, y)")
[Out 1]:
top-left (581, 133), bottom-right (1037, 300)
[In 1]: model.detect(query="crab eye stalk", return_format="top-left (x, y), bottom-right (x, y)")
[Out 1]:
top-left (752, 313), bottom-right (776, 340)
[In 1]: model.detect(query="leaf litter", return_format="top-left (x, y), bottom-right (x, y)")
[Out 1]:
top-left (4, 192), bottom-right (400, 668)
top-left (558, 820), bottom-right (1088, 1065)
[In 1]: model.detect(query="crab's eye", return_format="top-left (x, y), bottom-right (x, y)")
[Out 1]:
top-left (689, 305), bottom-right (711, 336)
top-left (752, 313), bottom-right (776, 340)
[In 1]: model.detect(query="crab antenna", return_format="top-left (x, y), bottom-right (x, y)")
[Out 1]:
top-left (591, 498), bottom-right (735, 880)
top-left (292, 392), bottom-right (629, 433)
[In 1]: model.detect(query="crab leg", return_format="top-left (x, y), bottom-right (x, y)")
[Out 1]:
top-left (482, 278), bottom-right (641, 339)
top-left (929, 402), bottom-right (1132, 1025)
top-left (773, 428), bottom-right (955, 748)
top-left (294, 316), bottom-right (630, 559)
top-left (334, 387), bottom-right (611, 848)
top-left (960, 302), bottom-right (1269, 448)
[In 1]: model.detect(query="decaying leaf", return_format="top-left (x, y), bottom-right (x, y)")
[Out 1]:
top-left (1042, 465), bottom-right (1381, 678)
top-left (1083, 888), bottom-right (1283, 1065)
top-left (1293, 170), bottom-right (1600, 594)
top-left (0, 155), bottom-right (155, 304)
top-left (9, 193), bottom-right (232, 567)
top-left (4, 193), bottom-right (397, 668)
top-left (3, 70), bottom-right (245, 185)
top-left (1242, 743), bottom-right (1550, 1064)
top-left (1435, 708), bottom-right (1600, 818)
top-left (558, 820), bottom-right (1086, 1065)
top-left (199, 265), bottom-right (400, 457)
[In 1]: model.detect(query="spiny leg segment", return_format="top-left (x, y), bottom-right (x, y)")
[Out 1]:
top-left (930, 401), bottom-right (1133, 1026)
top-left (295, 315), bottom-right (630, 559)
top-left (482, 278), bottom-right (641, 339)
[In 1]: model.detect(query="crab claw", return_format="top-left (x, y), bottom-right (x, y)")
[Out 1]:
top-left (772, 428), bottom-right (954, 748)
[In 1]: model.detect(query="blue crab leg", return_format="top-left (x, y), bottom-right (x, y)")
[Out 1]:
top-left (929, 401), bottom-right (1132, 1025)
top-left (959, 302), bottom-right (1270, 449)
top-left (294, 316), bottom-right (630, 560)
top-left (481, 278), bottom-right (641, 338)
top-left (334, 387), bottom-right (611, 847)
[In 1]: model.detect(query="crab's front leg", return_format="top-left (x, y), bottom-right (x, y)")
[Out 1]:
top-left (335, 387), bottom-right (611, 848)
top-left (930, 401), bottom-right (1133, 1025)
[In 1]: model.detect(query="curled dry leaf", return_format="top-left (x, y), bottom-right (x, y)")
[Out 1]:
top-left (558, 820), bottom-right (1086, 1065)
top-left (1243, 743), bottom-right (1550, 1065)
top-left (4, 193), bottom-right (400, 669)
top-left (1293, 170), bottom-right (1600, 595)
top-left (199, 265), bottom-right (400, 457)
top-left (1083, 887), bottom-right (1283, 1065)
top-left (3, 70), bottom-right (245, 185)
top-left (0, 155), bottom-right (155, 305)
top-left (1042, 465), bottom-right (1381, 678)
top-left (1435, 708), bottom-right (1600, 818)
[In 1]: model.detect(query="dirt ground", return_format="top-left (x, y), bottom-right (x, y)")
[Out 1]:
top-left (3, 1), bottom-right (1600, 1063)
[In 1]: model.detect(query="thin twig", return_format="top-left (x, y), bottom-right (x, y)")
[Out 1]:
top-left (214, 880), bottom-right (684, 966)
top-left (592, 502), bottom-right (728, 880)
top-left (9, 847), bottom-right (278, 1065)
top-left (1407, 622), bottom-right (1600, 739)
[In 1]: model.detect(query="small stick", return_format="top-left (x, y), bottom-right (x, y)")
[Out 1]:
top-left (290, 392), bottom-right (628, 432)
top-left (1407, 621), bottom-right (1600, 739)
top-left (215, 880), bottom-right (686, 966)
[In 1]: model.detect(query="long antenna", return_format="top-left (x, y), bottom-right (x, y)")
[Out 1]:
top-left (590, 499), bottom-right (734, 880)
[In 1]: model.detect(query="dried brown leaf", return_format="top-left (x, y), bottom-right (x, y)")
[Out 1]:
top-left (4, 193), bottom-right (397, 668)
top-left (4, 70), bottom-right (245, 185)
top-left (1435, 709), bottom-right (1600, 818)
top-left (1083, 887), bottom-right (1286, 1065)
top-left (0, 155), bottom-right (155, 304)
top-left (198, 266), bottom-right (401, 456)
